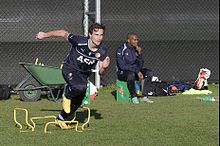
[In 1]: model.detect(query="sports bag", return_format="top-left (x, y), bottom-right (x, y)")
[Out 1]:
top-left (149, 81), bottom-right (170, 96)
top-left (168, 82), bottom-right (193, 93)
top-left (0, 85), bottom-right (11, 100)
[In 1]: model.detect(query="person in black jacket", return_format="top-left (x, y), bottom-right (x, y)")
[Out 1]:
top-left (116, 32), bottom-right (153, 104)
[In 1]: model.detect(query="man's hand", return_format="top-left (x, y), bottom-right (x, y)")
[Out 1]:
top-left (137, 71), bottom-right (144, 81)
top-left (135, 46), bottom-right (142, 56)
top-left (36, 32), bottom-right (47, 40)
top-left (99, 56), bottom-right (110, 75)
top-left (101, 56), bottom-right (110, 68)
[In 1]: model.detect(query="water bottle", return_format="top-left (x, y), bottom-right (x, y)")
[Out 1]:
top-left (135, 83), bottom-right (140, 96)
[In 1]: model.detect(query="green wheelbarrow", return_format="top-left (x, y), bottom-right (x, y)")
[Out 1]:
top-left (14, 63), bottom-right (90, 102)
top-left (14, 62), bottom-right (66, 101)
top-left (14, 62), bottom-right (90, 103)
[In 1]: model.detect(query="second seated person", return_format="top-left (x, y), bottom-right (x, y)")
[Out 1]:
top-left (116, 32), bottom-right (154, 104)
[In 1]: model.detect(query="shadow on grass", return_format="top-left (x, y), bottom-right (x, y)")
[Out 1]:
top-left (41, 109), bottom-right (61, 112)
top-left (40, 109), bottom-right (103, 123)
top-left (76, 109), bottom-right (103, 123)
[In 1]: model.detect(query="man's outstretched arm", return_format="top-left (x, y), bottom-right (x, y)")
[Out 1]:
top-left (36, 30), bottom-right (69, 40)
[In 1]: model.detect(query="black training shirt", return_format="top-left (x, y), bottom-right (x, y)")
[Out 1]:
top-left (63, 34), bottom-right (107, 74)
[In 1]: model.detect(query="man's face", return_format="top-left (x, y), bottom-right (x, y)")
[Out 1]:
top-left (128, 35), bottom-right (139, 47)
top-left (89, 28), bottom-right (104, 46)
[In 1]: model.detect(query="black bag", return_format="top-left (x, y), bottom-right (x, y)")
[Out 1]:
top-left (0, 85), bottom-right (11, 100)
top-left (149, 81), bottom-right (170, 96)
top-left (168, 82), bottom-right (193, 93)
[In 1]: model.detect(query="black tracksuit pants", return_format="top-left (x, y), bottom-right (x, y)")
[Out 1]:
top-left (58, 66), bottom-right (89, 121)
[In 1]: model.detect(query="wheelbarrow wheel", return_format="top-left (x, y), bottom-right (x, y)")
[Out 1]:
top-left (19, 79), bottom-right (41, 102)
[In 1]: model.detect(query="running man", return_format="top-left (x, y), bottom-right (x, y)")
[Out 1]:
top-left (36, 23), bottom-right (110, 128)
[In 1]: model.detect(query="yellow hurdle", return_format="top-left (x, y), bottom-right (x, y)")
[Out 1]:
top-left (78, 106), bottom-right (91, 130)
top-left (13, 107), bottom-right (91, 133)
top-left (13, 108), bottom-right (35, 132)
top-left (44, 106), bottom-right (91, 133)
top-left (44, 120), bottom-right (79, 133)
top-left (30, 116), bottom-right (56, 129)
top-left (14, 108), bottom-right (57, 132)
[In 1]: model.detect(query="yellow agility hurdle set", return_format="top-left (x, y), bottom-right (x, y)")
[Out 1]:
top-left (13, 59), bottom-right (92, 133)
top-left (13, 106), bottom-right (91, 133)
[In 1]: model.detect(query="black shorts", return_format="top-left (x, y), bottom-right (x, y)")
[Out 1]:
top-left (62, 66), bottom-right (89, 99)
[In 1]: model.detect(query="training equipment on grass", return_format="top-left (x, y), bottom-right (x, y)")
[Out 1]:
top-left (13, 107), bottom-right (91, 133)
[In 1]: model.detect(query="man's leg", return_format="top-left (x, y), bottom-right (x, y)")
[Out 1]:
top-left (118, 71), bottom-right (139, 104)
top-left (57, 69), bottom-right (87, 126)
top-left (140, 68), bottom-right (154, 103)
top-left (58, 85), bottom-right (86, 121)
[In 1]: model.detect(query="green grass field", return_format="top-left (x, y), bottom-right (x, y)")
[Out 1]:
top-left (0, 84), bottom-right (219, 146)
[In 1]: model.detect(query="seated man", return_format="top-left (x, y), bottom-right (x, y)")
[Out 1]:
top-left (116, 32), bottom-right (154, 104)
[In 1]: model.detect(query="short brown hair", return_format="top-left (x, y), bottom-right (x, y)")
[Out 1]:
top-left (88, 23), bottom-right (105, 35)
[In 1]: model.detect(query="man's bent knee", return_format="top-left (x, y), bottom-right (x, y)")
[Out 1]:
top-left (127, 72), bottom-right (136, 81)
